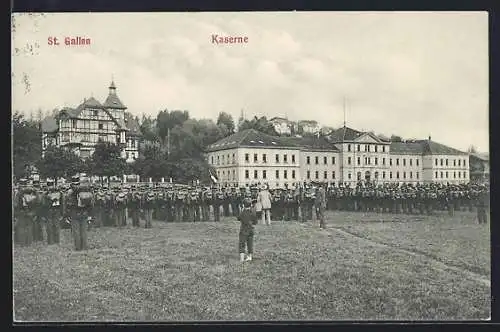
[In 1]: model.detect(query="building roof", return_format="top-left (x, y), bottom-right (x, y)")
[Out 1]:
top-left (206, 129), bottom-right (298, 152)
top-left (103, 93), bottom-right (127, 109)
top-left (391, 140), bottom-right (466, 155)
top-left (390, 142), bottom-right (424, 155)
top-left (280, 136), bottom-right (339, 152)
top-left (327, 126), bottom-right (364, 142)
top-left (41, 115), bottom-right (58, 132)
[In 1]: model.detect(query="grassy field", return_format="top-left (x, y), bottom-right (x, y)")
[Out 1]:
top-left (13, 210), bottom-right (490, 321)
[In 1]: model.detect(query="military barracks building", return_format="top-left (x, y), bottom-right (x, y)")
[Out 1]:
top-left (41, 81), bottom-right (141, 162)
top-left (205, 126), bottom-right (470, 189)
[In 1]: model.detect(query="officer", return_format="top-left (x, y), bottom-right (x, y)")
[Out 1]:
top-left (201, 187), bottom-right (212, 221)
top-left (43, 179), bottom-right (63, 244)
top-left (66, 175), bottom-right (93, 251)
top-left (14, 178), bottom-right (37, 246)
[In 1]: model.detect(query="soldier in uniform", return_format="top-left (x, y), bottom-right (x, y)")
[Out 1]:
top-left (143, 189), bottom-right (156, 228)
top-left (201, 187), bottom-right (212, 221)
top-left (230, 187), bottom-right (241, 218)
top-left (14, 179), bottom-right (37, 246)
top-left (188, 188), bottom-right (200, 222)
top-left (93, 188), bottom-right (107, 228)
top-left (476, 185), bottom-right (489, 224)
top-left (315, 184), bottom-right (327, 229)
top-left (66, 175), bottom-right (93, 251)
top-left (211, 187), bottom-right (220, 222)
top-left (129, 187), bottom-right (143, 227)
top-left (43, 179), bottom-right (63, 244)
top-left (114, 190), bottom-right (128, 227)
top-left (30, 180), bottom-right (45, 243)
top-left (222, 187), bottom-right (231, 217)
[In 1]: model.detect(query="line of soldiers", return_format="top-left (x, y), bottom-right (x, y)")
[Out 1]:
top-left (13, 177), bottom-right (490, 250)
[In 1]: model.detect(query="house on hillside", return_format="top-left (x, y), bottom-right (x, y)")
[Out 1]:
top-left (41, 81), bottom-right (142, 163)
top-left (297, 120), bottom-right (321, 135)
top-left (269, 117), bottom-right (293, 135)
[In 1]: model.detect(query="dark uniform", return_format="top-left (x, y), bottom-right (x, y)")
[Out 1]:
top-left (238, 198), bottom-right (258, 262)
top-left (201, 188), bottom-right (212, 221)
top-left (43, 181), bottom-right (63, 244)
top-left (114, 191), bottom-right (128, 227)
top-left (66, 177), bottom-right (93, 251)
top-left (213, 189), bottom-right (224, 222)
top-left (143, 190), bottom-right (156, 228)
top-left (129, 189), bottom-right (143, 227)
top-left (14, 179), bottom-right (37, 246)
top-left (476, 187), bottom-right (489, 224)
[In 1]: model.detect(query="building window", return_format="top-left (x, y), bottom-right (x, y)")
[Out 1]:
top-left (375, 157), bottom-right (378, 165)
top-left (357, 157), bottom-right (361, 165)
top-left (382, 146), bottom-right (386, 152)
top-left (332, 171), bottom-right (336, 179)
top-left (232, 170), bottom-right (235, 180)
top-left (383, 158), bottom-right (386, 165)
top-left (292, 155), bottom-right (295, 163)
top-left (307, 171), bottom-right (310, 179)
top-left (332, 156), bottom-right (336, 164)
top-left (357, 172), bottom-right (361, 181)
top-left (222, 155), bottom-right (225, 165)
top-left (365, 145), bottom-right (369, 152)
top-left (254, 154), bottom-right (258, 162)
top-left (254, 170), bottom-right (258, 179)
top-left (402, 159), bottom-right (406, 166)
top-left (446, 159), bottom-right (449, 166)
top-left (245, 154), bottom-right (249, 162)
top-left (409, 159), bottom-right (412, 166)
top-left (464, 160), bottom-right (467, 167)
top-left (292, 170), bottom-right (295, 179)
top-left (440, 171), bottom-right (443, 178)
top-left (324, 156), bottom-right (327, 165)
top-left (232, 153), bottom-right (236, 163)
top-left (458, 172), bottom-right (461, 178)
top-left (396, 158), bottom-right (400, 166)
top-left (390, 159), bottom-right (393, 166)
top-left (416, 159), bottom-right (419, 166)
top-left (390, 172), bottom-right (393, 179)
top-left (440, 159), bottom-right (443, 166)
top-left (93, 110), bottom-right (98, 116)
top-left (396, 172), bottom-right (400, 179)
top-left (463, 171), bottom-right (466, 178)
top-left (217, 156), bottom-right (220, 165)
top-left (348, 144), bottom-right (351, 152)
top-left (375, 171), bottom-right (379, 179)
top-left (98, 123), bottom-right (104, 130)
top-left (453, 172), bottom-right (456, 179)
top-left (382, 171), bottom-right (386, 179)
top-left (435, 171), bottom-right (438, 178)
top-left (458, 159), bottom-right (461, 166)
top-left (410, 172), bottom-right (413, 179)
top-left (315, 171), bottom-right (319, 179)
top-left (416, 172), bottom-right (419, 179)
top-left (284, 170), bottom-right (288, 179)
top-left (263, 170), bottom-right (267, 179)
top-left (446, 171), bottom-right (448, 178)
top-left (263, 154), bottom-right (267, 163)
top-left (348, 157), bottom-right (352, 165)
top-left (245, 170), bottom-right (249, 179)
top-left (435, 159), bottom-right (438, 166)
top-left (324, 171), bottom-right (327, 179)
top-left (315, 156), bottom-right (319, 165)
top-left (72, 120), bottom-right (77, 128)
top-left (284, 154), bottom-right (288, 163)
top-left (348, 173), bottom-right (352, 179)
top-left (306, 156), bottom-right (310, 164)
top-left (276, 154), bottom-right (279, 163)
top-left (453, 159), bottom-right (456, 167)
top-left (276, 170), bottom-right (280, 179)
top-left (357, 144), bottom-right (361, 152)
top-left (403, 172), bottom-right (406, 179)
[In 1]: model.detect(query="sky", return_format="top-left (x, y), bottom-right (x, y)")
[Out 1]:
top-left (11, 12), bottom-right (488, 152)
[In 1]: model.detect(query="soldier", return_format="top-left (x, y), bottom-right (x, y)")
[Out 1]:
top-left (315, 184), bottom-right (327, 229)
top-left (189, 188), bottom-right (201, 222)
top-left (230, 187), bottom-right (241, 218)
top-left (14, 179), bottom-right (37, 246)
top-left (284, 188), bottom-right (295, 221)
top-left (65, 176), bottom-right (93, 251)
top-left (201, 187), bottom-right (212, 221)
top-left (43, 179), bottom-right (63, 244)
top-left (114, 190), bottom-right (128, 227)
top-left (93, 188), bottom-right (107, 228)
top-left (129, 187), bottom-right (143, 227)
top-left (143, 189), bottom-right (156, 228)
top-left (213, 187), bottom-right (224, 222)
top-left (30, 180), bottom-right (45, 243)
top-left (238, 197), bottom-right (258, 262)
top-left (476, 185), bottom-right (489, 224)
top-left (222, 187), bottom-right (231, 217)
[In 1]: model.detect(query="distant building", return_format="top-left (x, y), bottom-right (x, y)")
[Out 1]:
top-left (469, 153), bottom-right (489, 183)
top-left (41, 81), bottom-right (141, 163)
top-left (205, 126), bottom-right (470, 188)
top-left (269, 117), bottom-right (293, 135)
top-left (297, 120), bottom-right (321, 135)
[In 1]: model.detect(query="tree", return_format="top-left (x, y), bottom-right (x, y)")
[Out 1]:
top-left (468, 145), bottom-right (478, 154)
top-left (390, 135), bottom-right (403, 142)
top-left (13, 111), bottom-right (42, 179)
top-left (216, 112), bottom-right (235, 134)
top-left (238, 116), bottom-right (278, 136)
top-left (36, 146), bottom-right (83, 184)
top-left (89, 141), bottom-right (127, 182)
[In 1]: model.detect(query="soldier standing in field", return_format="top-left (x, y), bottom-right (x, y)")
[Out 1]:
top-left (14, 179), bottom-right (37, 246)
top-left (129, 187), bottom-right (143, 227)
top-left (144, 190), bottom-right (156, 228)
top-left (66, 176), bottom-right (94, 251)
top-left (238, 197), bottom-right (258, 262)
top-left (315, 184), bottom-right (327, 229)
top-left (43, 179), bottom-right (63, 244)
top-left (476, 185), bottom-right (489, 224)
top-left (213, 187), bottom-right (224, 222)
top-left (201, 188), bottom-right (211, 221)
